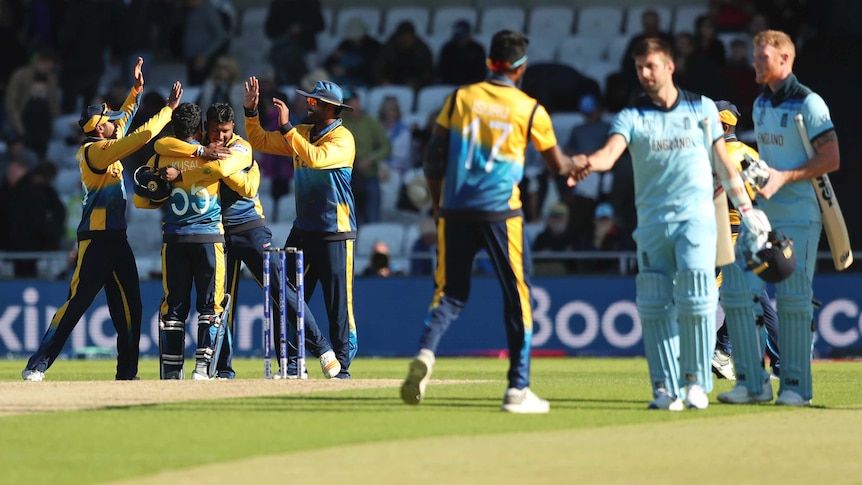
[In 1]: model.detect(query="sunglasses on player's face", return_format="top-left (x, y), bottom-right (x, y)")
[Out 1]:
top-left (306, 97), bottom-right (318, 107)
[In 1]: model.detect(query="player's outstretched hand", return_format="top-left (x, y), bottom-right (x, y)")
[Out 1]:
top-left (133, 57), bottom-right (144, 91)
top-left (166, 81), bottom-right (182, 109)
top-left (201, 143), bottom-right (231, 160)
top-left (273, 98), bottom-right (290, 127)
top-left (243, 76), bottom-right (259, 112)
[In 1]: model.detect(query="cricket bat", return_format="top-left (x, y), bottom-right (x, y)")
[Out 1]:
top-left (702, 118), bottom-right (735, 266)
top-left (794, 113), bottom-right (853, 270)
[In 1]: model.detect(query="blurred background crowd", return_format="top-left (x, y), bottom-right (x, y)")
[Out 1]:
top-left (0, 0), bottom-right (859, 279)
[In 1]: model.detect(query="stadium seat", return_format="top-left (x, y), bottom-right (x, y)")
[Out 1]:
top-left (605, 35), bottom-right (631, 65)
top-left (624, 6), bottom-right (672, 35)
top-left (550, 112), bottom-right (586, 145)
top-left (430, 7), bottom-right (478, 37)
top-left (267, 221), bottom-right (293, 244)
top-left (478, 6), bottom-right (526, 35)
top-left (379, 169), bottom-right (403, 220)
top-left (356, 222), bottom-right (407, 257)
top-left (364, 85), bottom-right (415, 119)
top-left (557, 36), bottom-right (608, 71)
top-left (673, 5), bottom-right (709, 34)
top-left (316, 33), bottom-right (343, 63)
top-left (383, 6), bottom-right (430, 37)
top-left (422, 32), bottom-right (452, 64)
top-left (581, 61), bottom-right (619, 95)
top-left (526, 6), bottom-right (575, 37)
top-left (414, 84), bottom-right (456, 118)
top-left (334, 7), bottom-right (382, 38)
top-left (527, 35), bottom-right (559, 64)
top-left (51, 113), bottom-right (79, 143)
top-left (575, 6), bottom-right (624, 38)
top-left (322, 6), bottom-right (334, 35)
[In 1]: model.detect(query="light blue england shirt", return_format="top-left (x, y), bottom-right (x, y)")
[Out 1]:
top-left (753, 74), bottom-right (834, 223)
top-left (610, 90), bottom-right (722, 225)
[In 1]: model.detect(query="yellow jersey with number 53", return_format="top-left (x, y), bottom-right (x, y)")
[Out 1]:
top-left (436, 78), bottom-right (556, 218)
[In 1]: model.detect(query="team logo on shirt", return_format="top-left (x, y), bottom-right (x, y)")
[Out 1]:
top-left (781, 113), bottom-right (788, 127)
top-left (651, 137), bottom-right (693, 152)
top-left (683, 117), bottom-right (691, 130)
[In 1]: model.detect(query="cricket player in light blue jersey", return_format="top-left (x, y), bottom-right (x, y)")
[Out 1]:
top-left (718, 30), bottom-right (840, 407)
top-left (572, 38), bottom-right (773, 410)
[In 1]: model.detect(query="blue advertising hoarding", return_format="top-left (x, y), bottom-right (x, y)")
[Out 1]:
top-left (1, 275), bottom-right (860, 359)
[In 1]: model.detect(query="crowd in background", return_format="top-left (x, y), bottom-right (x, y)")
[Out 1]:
top-left (0, 0), bottom-right (847, 279)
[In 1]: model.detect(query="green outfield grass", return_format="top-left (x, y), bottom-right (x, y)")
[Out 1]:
top-left (2, 357), bottom-right (862, 484)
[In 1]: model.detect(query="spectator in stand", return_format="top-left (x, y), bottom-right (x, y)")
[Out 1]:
top-left (197, 55), bottom-right (246, 137)
top-left (673, 32), bottom-right (696, 84)
top-left (0, 133), bottom-right (39, 179)
top-left (324, 18), bottom-right (382, 88)
top-left (532, 202), bottom-right (580, 276)
top-left (341, 89), bottom-right (391, 225)
top-left (694, 15), bottom-right (727, 67)
top-left (437, 20), bottom-right (487, 86)
top-left (581, 202), bottom-right (624, 273)
top-left (373, 21), bottom-right (434, 90)
top-left (409, 217), bottom-right (437, 276)
top-left (57, 0), bottom-right (113, 113)
top-left (379, 95), bottom-right (413, 179)
top-left (256, 67), bottom-right (294, 220)
top-left (0, 160), bottom-right (65, 277)
top-left (4, 48), bottom-right (59, 159)
top-left (0, 0), bottom-right (30, 113)
top-left (561, 94), bottom-right (613, 239)
top-left (754, 1), bottom-right (803, 38)
top-left (362, 241), bottom-right (401, 277)
top-left (182, 0), bottom-right (230, 86)
top-left (710, 0), bottom-right (755, 33)
top-left (724, 38), bottom-right (760, 124)
top-left (265, 0), bottom-right (325, 86)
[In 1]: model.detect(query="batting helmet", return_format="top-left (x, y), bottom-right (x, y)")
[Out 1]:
top-left (133, 166), bottom-right (171, 203)
top-left (741, 230), bottom-right (796, 283)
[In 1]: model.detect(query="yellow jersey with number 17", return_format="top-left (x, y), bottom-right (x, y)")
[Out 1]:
top-left (436, 77), bottom-right (556, 219)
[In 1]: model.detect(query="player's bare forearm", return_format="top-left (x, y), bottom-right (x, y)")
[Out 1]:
top-left (788, 130), bottom-right (841, 181)
top-left (245, 115), bottom-right (295, 156)
top-left (582, 133), bottom-right (627, 172)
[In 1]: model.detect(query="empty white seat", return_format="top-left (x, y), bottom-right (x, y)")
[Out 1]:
top-left (576, 6), bottom-right (624, 37)
top-left (478, 6), bottom-right (526, 35)
top-left (334, 7), bottom-right (382, 38)
top-left (527, 6), bottom-right (575, 37)
top-left (581, 61), bottom-right (619, 94)
top-left (383, 6), bottom-right (430, 37)
top-left (363, 85), bottom-right (415, 119)
top-left (605, 35), bottom-right (632, 65)
top-left (430, 7), bottom-right (478, 37)
top-left (624, 6), bottom-right (672, 35)
top-left (551, 112), bottom-right (586, 146)
top-left (356, 222), bottom-right (406, 257)
top-left (557, 36), bottom-right (608, 71)
top-left (527, 35), bottom-right (559, 64)
top-left (414, 84), bottom-right (456, 117)
top-left (673, 5), bottom-right (709, 34)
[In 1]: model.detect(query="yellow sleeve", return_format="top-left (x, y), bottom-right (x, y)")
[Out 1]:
top-left (283, 126), bottom-right (355, 169)
top-left (155, 137), bottom-right (253, 184)
top-left (245, 114), bottom-right (295, 156)
top-left (530, 104), bottom-right (557, 152)
top-left (132, 155), bottom-right (164, 209)
top-left (154, 137), bottom-right (199, 157)
top-left (114, 87), bottom-right (141, 137)
top-left (87, 106), bottom-right (173, 171)
top-left (223, 160), bottom-right (260, 198)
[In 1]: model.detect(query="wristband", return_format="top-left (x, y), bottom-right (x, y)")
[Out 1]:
top-left (196, 146), bottom-right (204, 157)
top-left (244, 108), bottom-right (259, 118)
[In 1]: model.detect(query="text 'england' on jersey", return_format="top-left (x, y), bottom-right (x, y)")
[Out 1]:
top-left (436, 79), bottom-right (556, 215)
top-left (610, 90), bottom-right (719, 224)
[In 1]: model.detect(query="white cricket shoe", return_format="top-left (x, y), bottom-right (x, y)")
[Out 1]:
top-left (191, 360), bottom-right (211, 380)
top-left (775, 390), bottom-right (811, 407)
top-left (685, 384), bottom-right (709, 409)
top-left (22, 369), bottom-right (44, 382)
top-left (717, 379), bottom-right (773, 404)
top-left (319, 350), bottom-right (341, 379)
top-left (711, 349), bottom-right (736, 380)
top-left (400, 349), bottom-right (435, 405)
top-left (500, 387), bottom-right (550, 414)
top-left (648, 389), bottom-right (684, 411)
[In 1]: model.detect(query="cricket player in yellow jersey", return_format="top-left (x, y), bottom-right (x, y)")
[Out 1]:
top-left (135, 103), bottom-right (239, 380)
top-left (400, 30), bottom-right (590, 413)
top-left (244, 76), bottom-right (358, 378)
top-left (22, 58), bottom-right (181, 381)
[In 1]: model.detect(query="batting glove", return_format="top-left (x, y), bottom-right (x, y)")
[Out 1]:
top-left (739, 206), bottom-right (772, 251)
top-left (741, 154), bottom-right (770, 190)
